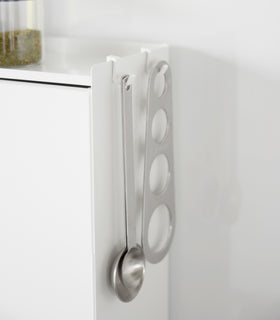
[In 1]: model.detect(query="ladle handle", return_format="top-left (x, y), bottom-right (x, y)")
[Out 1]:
top-left (121, 75), bottom-right (137, 250)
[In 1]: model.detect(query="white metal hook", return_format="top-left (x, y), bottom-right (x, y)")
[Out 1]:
top-left (141, 48), bottom-right (151, 73)
top-left (159, 63), bottom-right (169, 76)
top-left (106, 55), bottom-right (121, 83)
top-left (106, 55), bottom-right (136, 86)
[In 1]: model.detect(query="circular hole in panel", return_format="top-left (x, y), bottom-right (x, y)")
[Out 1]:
top-left (149, 154), bottom-right (170, 195)
top-left (152, 108), bottom-right (168, 144)
top-left (148, 205), bottom-right (171, 253)
top-left (153, 72), bottom-right (166, 98)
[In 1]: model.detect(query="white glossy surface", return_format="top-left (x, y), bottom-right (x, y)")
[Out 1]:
top-left (44, 1), bottom-right (280, 319)
top-left (0, 81), bottom-right (94, 320)
top-left (0, 37), bottom-right (164, 86)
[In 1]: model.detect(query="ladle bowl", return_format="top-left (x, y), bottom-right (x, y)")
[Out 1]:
top-left (111, 245), bottom-right (145, 303)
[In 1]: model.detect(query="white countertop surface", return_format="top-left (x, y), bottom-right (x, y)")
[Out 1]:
top-left (0, 37), bottom-right (165, 86)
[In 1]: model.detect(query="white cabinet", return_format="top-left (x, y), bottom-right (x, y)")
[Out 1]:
top-left (0, 82), bottom-right (93, 320)
top-left (0, 37), bottom-right (169, 320)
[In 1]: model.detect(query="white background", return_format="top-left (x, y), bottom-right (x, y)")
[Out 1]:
top-left (45, 1), bottom-right (280, 319)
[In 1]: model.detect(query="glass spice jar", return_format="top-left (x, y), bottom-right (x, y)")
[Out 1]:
top-left (0, 0), bottom-right (43, 67)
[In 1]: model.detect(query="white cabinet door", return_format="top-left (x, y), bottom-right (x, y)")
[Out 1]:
top-left (0, 81), bottom-right (94, 320)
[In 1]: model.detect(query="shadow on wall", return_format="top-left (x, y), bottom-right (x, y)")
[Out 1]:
top-left (170, 46), bottom-right (239, 320)
top-left (169, 47), bottom-right (280, 320)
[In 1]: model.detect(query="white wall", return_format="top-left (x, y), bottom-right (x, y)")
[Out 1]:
top-left (45, 1), bottom-right (280, 319)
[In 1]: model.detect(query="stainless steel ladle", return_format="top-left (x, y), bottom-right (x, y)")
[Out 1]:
top-left (111, 75), bottom-right (145, 303)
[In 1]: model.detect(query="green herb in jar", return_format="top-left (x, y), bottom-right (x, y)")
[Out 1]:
top-left (0, 29), bottom-right (41, 67)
